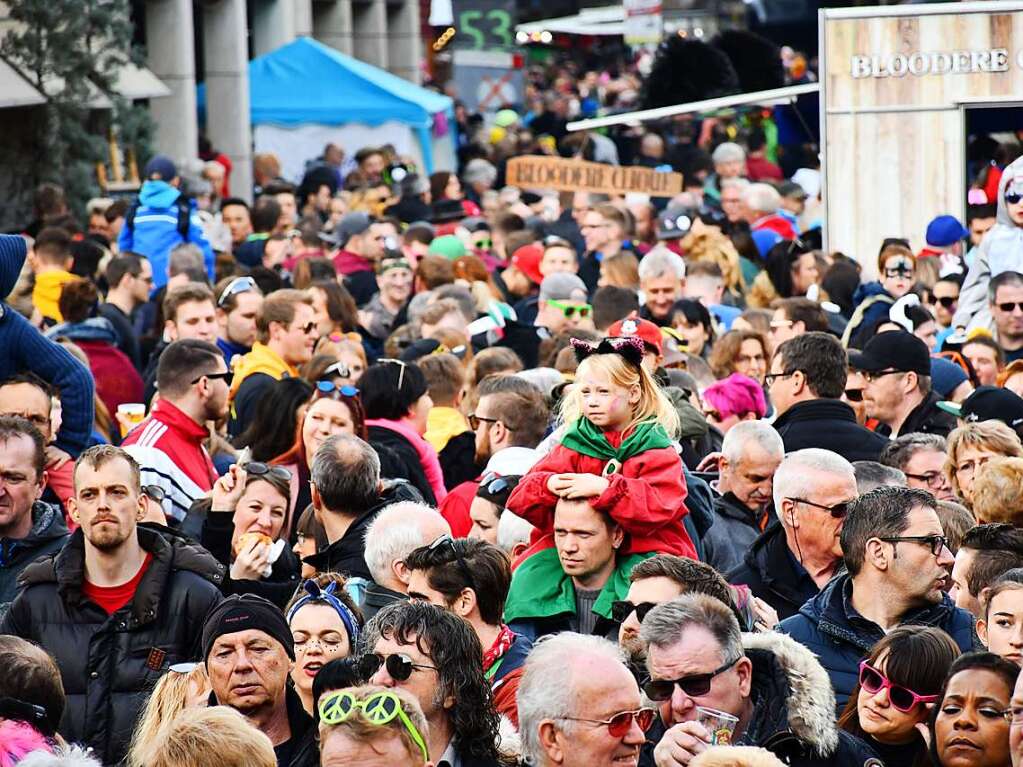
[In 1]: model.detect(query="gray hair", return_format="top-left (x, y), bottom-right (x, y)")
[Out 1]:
top-left (168, 243), bottom-right (205, 275)
top-left (711, 142), bottom-right (745, 165)
top-left (17, 746), bottom-right (101, 767)
top-left (464, 159), bottom-right (498, 186)
top-left (720, 421), bottom-right (784, 463)
top-left (638, 246), bottom-right (685, 283)
top-left (719, 177), bottom-right (751, 193)
top-left (497, 510), bottom-right (534, 554)
top-left (879, 433), bottom-right (948, 472)
top-left (406, 291), bottom-right (433, 328)
top-left (432, 284), bottom-right (477, 323)
top-left (310, 434), bottom-right (381, 514)
top-left (518, 634), bottom-right (627, 764)
top-left (741, 183), bottom-right (780, 216)
top-left (640, 594), bottom-right (743, 667)
top-left (853, 460), bottom-right (907, 494)
top-left (772, 448), bottom-right (856, 519)
top-left (363, 501), bottom-right (449, 583)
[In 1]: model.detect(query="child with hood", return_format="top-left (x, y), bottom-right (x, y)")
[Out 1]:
top-left (953, 155), bottom-right (1023, 334)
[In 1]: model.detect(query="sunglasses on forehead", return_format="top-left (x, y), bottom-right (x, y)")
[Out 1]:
top-left (217, 276), bottom-right (257, 307)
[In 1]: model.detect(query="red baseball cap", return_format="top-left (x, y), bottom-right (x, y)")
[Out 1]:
top-left (606, 313), bottom-right (662, 355)
top-left (511, 243), bottom-right (544, 285)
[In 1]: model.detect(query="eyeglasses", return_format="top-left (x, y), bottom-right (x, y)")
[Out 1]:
top-left (377, 358), bottom-right (407, 390)
top-left (858, 661), bottom-right (938, 713)
top-left (998, 302), bottom-right (1023, 313)
top-left (360, 652), bottom-right (437, 683)
top-left (318, 690), bottom-right (429, 762)
top-left (560, 707), bottom-right (657, 738)
top-left (217, 276), bottom-right (257, 307)
top-left (877, 534), bottom-right (948, 557)
top-left (642, 656), bottom-right (740, 701)
top-left (1006, 192), bottom-right (1023, 205)
top-left (764, 370), bottom-right (797, 387)
top-left (244, 461), bottom-right (293, 482)
top-left (142, 484), bottom-right (167, 503)
top-left (468, 413), bottom-right (499, 430)
top-left (935, 296), bottom-right (958, 308)
top-left (790, 497), bottom-right (852, 519)
top-left (316, 380), bottom-right (359, 398)
top-left (190, 370), bottom-right (233, 385)
top-left (427, 534), bottom-right (477, 590)
top-left (547, 299), bottom-right (592, 319)
top-left (863, 369), bottom-right (905, 382)
top-left (611, 600), bottom-right (657, 624)
top-left (903, 471), bottom-right (947, 489)
top-left (297, 321), bottom-right (319, 335)
top-left (844, 388), bottom-right (864, 402)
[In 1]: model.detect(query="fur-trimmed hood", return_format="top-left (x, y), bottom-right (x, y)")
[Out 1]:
top-left (742, 631), bottom-right (839, 756)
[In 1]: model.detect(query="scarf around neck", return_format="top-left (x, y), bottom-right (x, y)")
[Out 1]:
top-left (559, 417), bottom-right (671, 475)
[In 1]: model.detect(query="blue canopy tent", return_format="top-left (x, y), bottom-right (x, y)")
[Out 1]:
top-left (199, 37), bottom-right (455, 180)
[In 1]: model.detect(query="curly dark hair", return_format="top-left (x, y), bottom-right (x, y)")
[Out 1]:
top-left (363, 601), bottom-right (503, 762)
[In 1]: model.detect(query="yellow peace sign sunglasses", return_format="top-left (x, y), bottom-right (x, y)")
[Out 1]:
top-left (318, 690), bottom-right (429, 761)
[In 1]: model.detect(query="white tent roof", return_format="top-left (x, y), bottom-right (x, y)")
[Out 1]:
top-left (516, 6), bottom-right (626, 36)
top-left (567, 81), bottom-right (820, 131)
top-left (0, 57), bottom-right (45, 108)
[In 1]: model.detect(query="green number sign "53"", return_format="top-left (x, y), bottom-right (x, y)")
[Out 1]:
top-left (457, 7), bottom-right (513, 49)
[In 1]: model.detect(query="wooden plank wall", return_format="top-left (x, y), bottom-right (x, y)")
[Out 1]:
top-left (822, 6), bottom-right (1023, 274)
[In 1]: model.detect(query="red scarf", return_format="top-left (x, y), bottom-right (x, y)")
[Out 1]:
top-left (483, 625), bottom-right (516, 673)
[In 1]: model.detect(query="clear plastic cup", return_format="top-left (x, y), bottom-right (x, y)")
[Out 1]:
top-left (117, 403), bottom-right (146, 436)
top-left (696, 706), bottom-right (739, 746)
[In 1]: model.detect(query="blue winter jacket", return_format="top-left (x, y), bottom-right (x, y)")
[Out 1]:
top-left (117, 180), bottom-right (214, 288)
top-left (777, 574), bottom-right (977, 711)
top-left (0, 235), bottom-right (94, 456)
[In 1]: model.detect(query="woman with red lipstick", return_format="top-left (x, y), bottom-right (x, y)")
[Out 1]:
top-left (838, 626), bottom-right (959, 767)
top-left (930, 652), bottom-right (1017, 767)
top-left (285, 573), bottom-right (363, 716)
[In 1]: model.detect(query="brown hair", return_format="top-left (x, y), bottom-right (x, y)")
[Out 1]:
top-left (163, 283), bottom-right (215, 324)
top-left (57, 278), bottom-right (98, 324)
top-left (934, 500), bottom-right (976, 553)
top-left (74, 445), bottom-right (141, 494)
top-left (476, 374), bottom-right (550, 448)
top-left (416, 256), bottom-right (454, 290)
top-left (877, 243), bottom-right (916, 276)
top-left (599, 253), bottom-right (640, 289)
top-left (418, 353), bottom-right (465, 406)
top-left (708, 329), bottom-right (768, 380)
top-left (256, 288), bottom-right (314, 344)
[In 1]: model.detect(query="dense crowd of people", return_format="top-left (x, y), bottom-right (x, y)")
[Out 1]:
top-left (5, 90), bottom-right (1023, 767)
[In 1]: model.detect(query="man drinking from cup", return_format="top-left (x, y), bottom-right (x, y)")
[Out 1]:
top-left (639, 594), bottom-right (878, 766)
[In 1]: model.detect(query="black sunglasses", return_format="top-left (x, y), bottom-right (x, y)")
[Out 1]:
top-left (142, 484), bottom-right (167, 503)
top-left (791, 497), bottom-right (852, 519)
top-left (245, 461), bottom-right (293, 482)
top-left (190, 370), bottom-right (233, 385)
top-left (642, 656), bottom-right (740, 701)
top-left (935, 296), bottom-right (958, 308)
top-left (428, 534), bottom-right (476, 590)
top-left (360, 652), bottom-right (437, 682)
top-left (468, 413), bottom-right (500, 431)
top-left (611, 600), bottom-right (657, 624)
top-left (998, 302), bottom-right (1023, 313)
top-left (844, 388), bottom-right (864, 403)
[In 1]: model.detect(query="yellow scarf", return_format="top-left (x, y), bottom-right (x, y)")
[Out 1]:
top-left (229, 342), bottom-right (298, 401)
top-left (33, 270), bottom-right (77, 322)
top-left (425, 406), bottom-right (471, 453)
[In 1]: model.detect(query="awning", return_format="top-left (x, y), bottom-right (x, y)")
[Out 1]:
top-left (113, 62), bottom-right (172, 100)
top-left (516, 6), bottom-right (626, 37)
top-left (0, 57), bottom-right (46, 108)
top-left (567, 81), bottom-right (820, 131)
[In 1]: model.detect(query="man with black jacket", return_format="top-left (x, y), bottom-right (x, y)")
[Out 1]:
top-left (728, 448), bottom-right (858, 622)
top-left (304, 433), bottom-right (423, 580)
top-left (850, 330), bottom-right (957, 438)
top-left (769, 332), bottom-right (889, 462)
top-left (0, 445), bottom-right (224, 765)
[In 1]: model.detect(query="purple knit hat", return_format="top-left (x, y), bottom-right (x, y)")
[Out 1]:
top-left (0, 235), bottom-right (28, 300)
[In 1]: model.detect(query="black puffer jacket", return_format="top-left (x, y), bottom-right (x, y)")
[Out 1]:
top-left (772, 398), bottom-right (889, 463)
top-left (0, 526), bottom-right (224, 765)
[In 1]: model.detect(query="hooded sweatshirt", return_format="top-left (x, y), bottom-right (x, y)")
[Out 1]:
top-left (32, 269), bottom-right (77, 322)
top-left (116, 180), bottom-right (215, 288)
top-left (954, 155), bottom-right (1023, 333)
top-left (0, 235), bottom-right (94, 456)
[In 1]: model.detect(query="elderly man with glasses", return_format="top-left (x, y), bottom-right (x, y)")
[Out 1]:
top-left (640, 593), bottom-right (879, 766)
top-left (778, 486), bottom-right (975, 709)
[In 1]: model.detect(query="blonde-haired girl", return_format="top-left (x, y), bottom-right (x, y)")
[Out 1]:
top-left (507, 336), bottom-right (696, 559)
top-left (126, 664), bottom-right (210, 767)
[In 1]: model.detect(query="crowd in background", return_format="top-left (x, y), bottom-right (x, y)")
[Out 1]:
top-left (6, 51), bottom-right (1023, 767)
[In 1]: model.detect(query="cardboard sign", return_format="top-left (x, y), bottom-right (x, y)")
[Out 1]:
top-left (506, 156), bottom-right (683, 197)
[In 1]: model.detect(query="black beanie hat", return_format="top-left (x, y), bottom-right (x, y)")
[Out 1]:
top-left (202, 594), bottom-right (295, 661)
